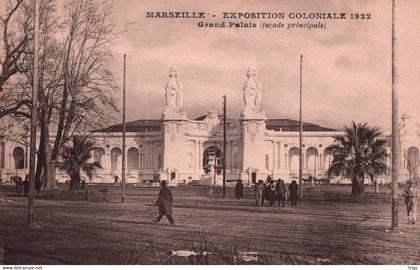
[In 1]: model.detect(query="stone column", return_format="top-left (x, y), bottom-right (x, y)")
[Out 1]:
top-left (224, 141), bottom-right (232, 171)
top-left (272, 141), bottom-right (277, 173)
top-left (198, 141), bottom-right (203, 169)
top-left (302, 153), bottom-right (305, 171)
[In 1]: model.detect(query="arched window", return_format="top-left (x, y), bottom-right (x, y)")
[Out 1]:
top-left (289, 147), bottom-right (300, 171)
top-left (306, 147), bottom-right (318, 172)
top-left (127, 147), bottom-right (140, 171)
top-left (110, 147), bottom-right (122, 171)
top-left (323, 147), bottom-right (334, 171)
top-left (406, 146), bottom-right (419, 176)
top-left (203, 146), bottom-right (223, 175)
top-left (93, 147), bottom-right (105, 164)
top-left (13, 147), bottom-right (25, 169)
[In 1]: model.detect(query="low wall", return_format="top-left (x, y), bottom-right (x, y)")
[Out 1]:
top-left (324, 192), bottom-right (391, 203)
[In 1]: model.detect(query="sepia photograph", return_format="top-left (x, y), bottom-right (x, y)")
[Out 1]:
top-left (0, 0), bottom-right (419, 267)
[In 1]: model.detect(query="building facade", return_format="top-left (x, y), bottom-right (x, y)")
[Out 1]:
top-left (0, 68), bottom-right (419, 186)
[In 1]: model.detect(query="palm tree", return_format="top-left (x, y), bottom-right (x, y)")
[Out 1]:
top-left (328, 122), bottom-right (388, 196)
top-left (366, 128), bottom-right (388, 194)
top-left (59, 136), bottom-right (102, 191)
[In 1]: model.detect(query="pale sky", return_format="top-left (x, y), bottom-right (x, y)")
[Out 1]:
top-left (108, 0), bottom-right (420, 131)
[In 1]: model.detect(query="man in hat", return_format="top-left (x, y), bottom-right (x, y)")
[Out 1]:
top-left (153, 180), bottom-right (175, 226)
top-left (275, 179), bottom-right (286, 207)
top-left (402, 180), bottom-right (417, 225)
top-left (235, 180), bottom-right (244, 200)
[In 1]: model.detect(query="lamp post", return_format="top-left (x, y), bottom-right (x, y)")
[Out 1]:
top-left (121, 54), bottom-right (126, 203)
top-left (391, 0), bottom-right (399, 230)
top-left (28, 0), bottom-right (39, 224)
top-left (299, 55), bottom-right (303, 202)
top-left (222, 95), bottom-right (227, 197)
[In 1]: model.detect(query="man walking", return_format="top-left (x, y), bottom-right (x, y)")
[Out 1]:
top-left (153, 181), bottom-right (175, 226)
top-left (235, 180), bottom-right (244, 200)
top-left (403, 180), bottom-right (417, 224)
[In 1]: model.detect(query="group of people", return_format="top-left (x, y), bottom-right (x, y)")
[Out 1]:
top-left (10, 174), bottom-right (43, 197)
top-left (234, 176), bottom-right (300, 207)
top-left (11, 175), bottom-right (30, 197)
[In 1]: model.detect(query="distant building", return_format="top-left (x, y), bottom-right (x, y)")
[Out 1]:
top-left (0, 68), bottom-right (418, 185)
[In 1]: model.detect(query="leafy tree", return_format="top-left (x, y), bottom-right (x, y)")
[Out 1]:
top-left (328, 122), bottom-right (388, 196)
top-left (59, 135), bottom-right (102, 191)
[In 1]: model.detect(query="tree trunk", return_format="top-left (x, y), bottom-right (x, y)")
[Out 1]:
top-left (374, 176), bottom-right (379, 194)
top-left (69, 174), bottom-right (81, 191)
top-left (351, 177), bottom-right (362, 197)
top-left (34, 132), bottom-right (45, 191)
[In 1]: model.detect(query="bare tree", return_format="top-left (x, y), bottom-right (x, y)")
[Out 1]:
top-left (2, 0), bottom-right (119, 190)
top-left (47, 0), bottom-right (118, 188)
top-left (0, 0), bottom-right (32, 92)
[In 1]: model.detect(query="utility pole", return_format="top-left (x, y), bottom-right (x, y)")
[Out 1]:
top-left (299, 55), bottom-right (303, 203)
top-left (121, 54), bottom-right (126, 203)
top-left (222, 95), bottom-right (227, 197)
top-left (28, 0), bottom-right (39, 224)
top-left (391, 0), bottom-right (399, 229)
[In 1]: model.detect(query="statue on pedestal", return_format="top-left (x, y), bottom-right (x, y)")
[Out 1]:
top-left (162, 66), bottom-right (187, 119)
top-left (241, 67), bottom-right (266, 119)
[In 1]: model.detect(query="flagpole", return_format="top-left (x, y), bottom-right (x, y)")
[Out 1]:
top-left (28, 0), bottom-right (39, 224)
top-left (391, 0), bottom-right (399, 229)
top-left (222, 95), bottom-right (227, 198)
top-left (121, 54), bottom-right (126, 203)
top-left (299, 55), bottom-right (303, 203)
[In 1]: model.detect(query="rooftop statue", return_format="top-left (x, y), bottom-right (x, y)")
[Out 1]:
top-left (165, 66), bottom-right (183, 110)
top-left (241, 67), bottom-right (265, 119)
top-left (162, 66), bottom-right (186, 120)
top-left (243, 67), bottom-right (262, 111)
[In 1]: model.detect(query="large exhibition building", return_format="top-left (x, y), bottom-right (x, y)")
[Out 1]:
top-left (0, 68), bottom-right (418, 186)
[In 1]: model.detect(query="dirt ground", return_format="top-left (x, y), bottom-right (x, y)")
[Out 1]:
top-left (0, 184), bottom-right (418, 265)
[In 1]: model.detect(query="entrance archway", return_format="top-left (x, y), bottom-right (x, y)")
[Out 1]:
top-left (203, 146), bottom-right (223, 175)
top-left (13, 147), bottom-right (25, 169)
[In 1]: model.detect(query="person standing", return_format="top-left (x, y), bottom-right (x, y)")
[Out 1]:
top-left (289, 180), bottom-right (299, 207)
top-left (235, 180), bottom-right (244, 200)
top-left (16, 176), bottom-right (23, 196)
top-left (254, 180), bottom-right (264, 207)
top-left (153, 181), bottom-right (175, 226)
top-left (402, 181), bottom-right (417, 225)
top-left (276, 179), bottom-right (286, 207)
top-left (23, 175), bottom-right (30, 197)
top-left (267, 179), bottom-right (276, 206)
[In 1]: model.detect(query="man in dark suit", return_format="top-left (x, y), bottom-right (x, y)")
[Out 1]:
top-left (153, 181), bottom-right (175, 226)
